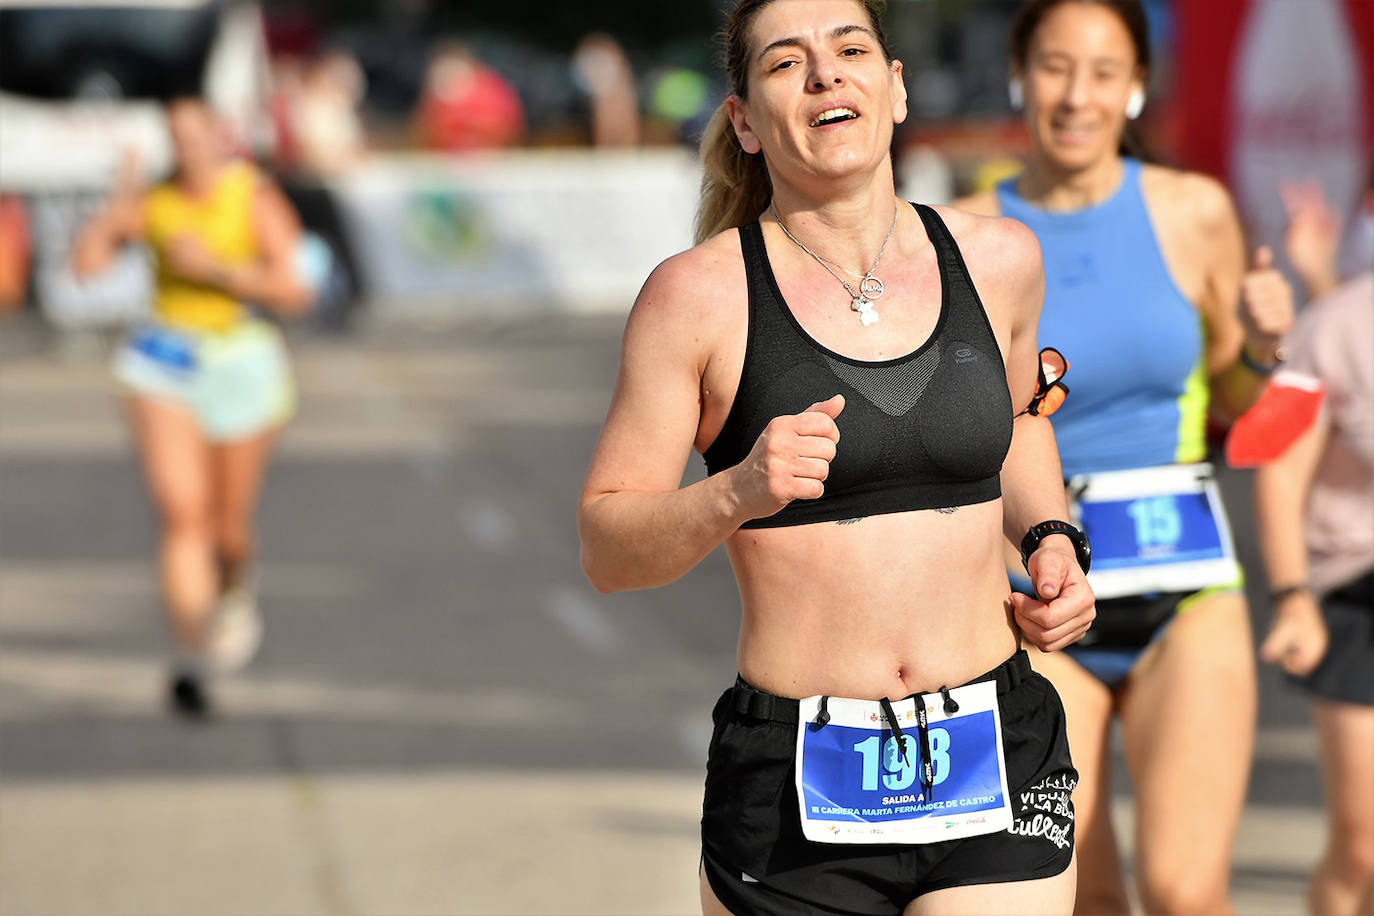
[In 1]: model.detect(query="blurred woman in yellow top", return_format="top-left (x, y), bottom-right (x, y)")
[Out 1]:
top-left (72, 96), bottom-right (310, 718)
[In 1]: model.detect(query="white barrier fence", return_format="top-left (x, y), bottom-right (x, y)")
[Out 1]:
top-left (330, 150), bottom-right (703, 318)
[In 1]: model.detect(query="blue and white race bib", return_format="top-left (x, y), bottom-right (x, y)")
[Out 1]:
top-left (129, 324), bottom-right (198, 373)
top-left (794, 681), bottom-right (1012, 844)
top-left (1071, 463), bottom-right (1239, 599)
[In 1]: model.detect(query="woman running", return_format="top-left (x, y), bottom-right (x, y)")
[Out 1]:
top-left (579, 1), bottom-right (1095, 912)
top-left (957, 1), bottom-right (1293, 912)
top-left (72, 97), bottom-right (310, 719)
top-left (1257, 177), bottom-right (1373, 916)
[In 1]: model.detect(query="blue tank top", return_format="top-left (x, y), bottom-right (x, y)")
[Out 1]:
top-left (996, 159), bottom-right (1209, 478)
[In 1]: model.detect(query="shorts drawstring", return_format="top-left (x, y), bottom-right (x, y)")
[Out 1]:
top-left (877, 697), bottom-right (910, 766)
top-left (938, 685), bottom-right (959, 716)
top-left (811, 694), bottom-right (830, 729)
top-left (914, 696), bottom-right (935, 800)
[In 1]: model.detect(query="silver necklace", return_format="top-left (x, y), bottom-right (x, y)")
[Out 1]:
top-left (770, 203), bottom-right (897, 326)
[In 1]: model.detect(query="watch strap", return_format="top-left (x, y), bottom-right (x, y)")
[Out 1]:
top-left (1020, 520), bottom-right (1091, 574)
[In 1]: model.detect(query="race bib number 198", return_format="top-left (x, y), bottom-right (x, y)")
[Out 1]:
top-left (794, 681), bottom-right (1012, 844)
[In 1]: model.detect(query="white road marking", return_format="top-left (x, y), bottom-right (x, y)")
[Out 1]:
top-left (459, 502), bottom-right (516, 549)
top-left (544, 586), bottom-right (622, 656)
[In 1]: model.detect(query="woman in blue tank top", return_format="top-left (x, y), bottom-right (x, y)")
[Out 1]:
top-left (957, 1), bottom-right (1294, 912)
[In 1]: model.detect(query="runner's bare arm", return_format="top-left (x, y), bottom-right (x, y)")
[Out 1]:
top-left (578, 248), bottom-right (843, 592)
top-left (237, 178), bottom-right (313, 315)
top-left (579, 251), bottom-right (749, 592)
top-left (1255, 400), bottom-right (1330, 675)
top-left (238, 177), bottom-right (311, 313)
top-left (69, 152), bottom-right (147, 279)
top-left (1188, 173), bottom-right (1293, 419)
top-left (967, 216), bottom-right (1094, 650)
top-left (961, 218), bottom-right (1069, 542)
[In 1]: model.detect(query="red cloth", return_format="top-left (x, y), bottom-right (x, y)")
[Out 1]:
top-left (1225, 371), bottom-right (1326, 468)
top-left (417, 65), bottom-right (524, 151)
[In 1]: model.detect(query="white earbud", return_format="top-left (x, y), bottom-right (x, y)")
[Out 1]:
top-left (1008, 78), bottom-right (1024, 111)
top-left (1125, 86), bottom-right (1146, 119)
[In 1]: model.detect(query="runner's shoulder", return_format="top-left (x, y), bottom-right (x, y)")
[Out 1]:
top-left (935, 204), bottom-right (1042, 288)
top-left (624, 227), bottom-right (746, 353)
top-left (1140, 163), bottom-right (1237, 233)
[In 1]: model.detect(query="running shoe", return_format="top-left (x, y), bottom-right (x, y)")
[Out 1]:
top-left (169, 672), bottom-right (212, 720)
top-left (206, 586), bottom-right (264, 672)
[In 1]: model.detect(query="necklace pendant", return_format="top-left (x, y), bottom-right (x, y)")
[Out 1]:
top-left (859, 275), bottom-right (884, 300)
top-left (852, 296), bottom-right (879, 326)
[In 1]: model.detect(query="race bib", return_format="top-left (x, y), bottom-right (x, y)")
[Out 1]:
top-left (129, 324), bottom-right (198, 373)
top-left (794, 681), bottom-right (1012, 844)
top-left (1071, 463), bottom-right (1239, 600)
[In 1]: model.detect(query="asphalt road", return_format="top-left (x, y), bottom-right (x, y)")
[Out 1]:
top-left (0, 313), bottom-right (1325, 915)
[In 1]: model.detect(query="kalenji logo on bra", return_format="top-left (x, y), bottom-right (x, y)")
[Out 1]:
top-left (955, 347), bottom-right (976, 364)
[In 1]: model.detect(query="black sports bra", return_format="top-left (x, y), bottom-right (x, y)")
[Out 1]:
top-left (702, 203), bottom-right (1014, 528)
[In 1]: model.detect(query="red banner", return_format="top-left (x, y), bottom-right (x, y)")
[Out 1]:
top-left (1176, 0), bottom-right (1373, 260)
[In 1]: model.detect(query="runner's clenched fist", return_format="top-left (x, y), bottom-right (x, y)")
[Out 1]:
top-left (731, 394), bottom-right (844, 521)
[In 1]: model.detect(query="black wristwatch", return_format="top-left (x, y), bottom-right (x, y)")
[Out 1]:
top-left (1020, 520), bottom-right (1091, 574)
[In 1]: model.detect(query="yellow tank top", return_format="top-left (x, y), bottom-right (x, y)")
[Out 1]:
top-left (144, 160), bottom-right (259, 333)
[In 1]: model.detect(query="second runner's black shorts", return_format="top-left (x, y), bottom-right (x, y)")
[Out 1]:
top-left (1292, 569), bottom-right (1374, 706)
top-left (700, 650), bottom-right (1077, 915)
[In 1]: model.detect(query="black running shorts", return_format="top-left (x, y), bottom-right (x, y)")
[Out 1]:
top-left (700, 650), bottom-right (1077, 915)
top-left (1295, 570), bottom-right (1374, 706)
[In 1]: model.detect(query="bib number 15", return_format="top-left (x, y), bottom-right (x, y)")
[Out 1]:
top-left (854, 731), bottom-right (950, 791)
top-left (1126, 496), bottom-right (1182, 547)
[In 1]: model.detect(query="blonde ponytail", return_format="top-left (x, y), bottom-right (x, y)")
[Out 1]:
top-left (694, 103), bottom-right (772, 244)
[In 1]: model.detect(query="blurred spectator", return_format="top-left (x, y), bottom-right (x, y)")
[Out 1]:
top-left (1281, 179), bottom-right (1343, 304)
top-left (0, 194), bottom-right (32, 311)
top-left (294, 49), bottom-right (367, 178)
top-left (267, 50), bottom-right (367, 329)
top-left (414, 42), bottom-right (524, 151)
top-left (267, 54), bottom-right (306, 173)
top-left (1256, 176), bottom-right (1373, 914)
top-left (571, 33), bottom-right (639, 148)
top-left (647, 66), bottom-right (711, 146)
